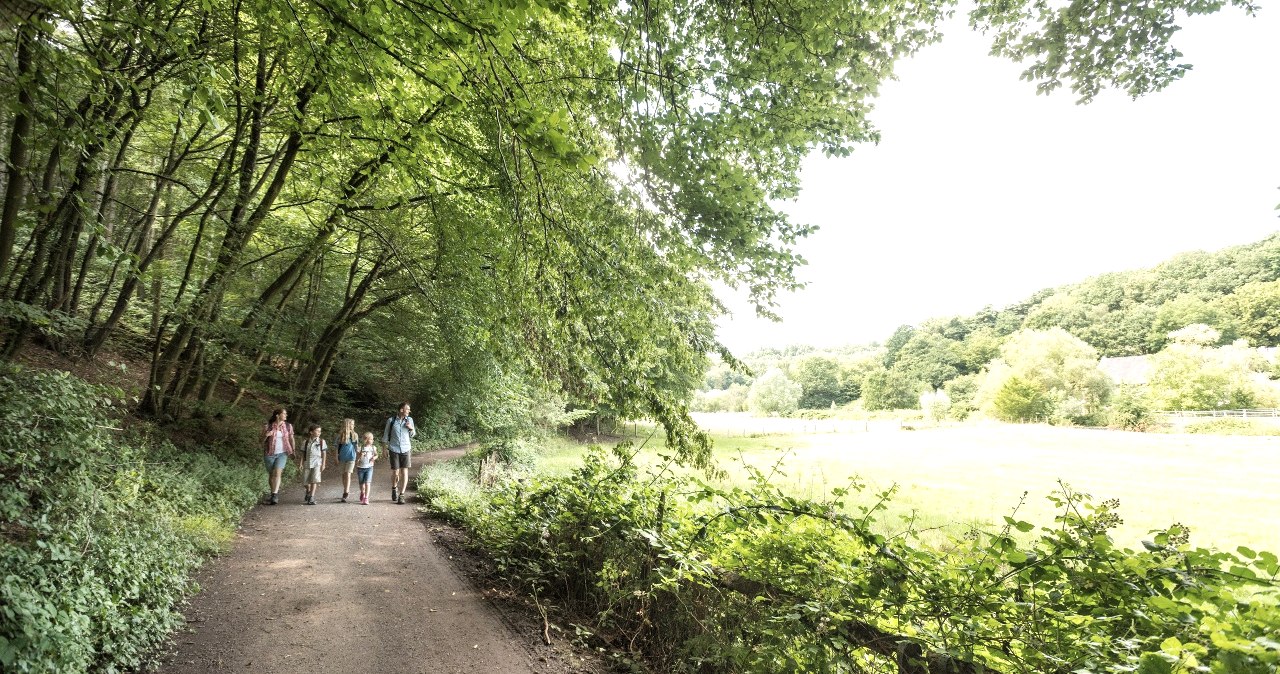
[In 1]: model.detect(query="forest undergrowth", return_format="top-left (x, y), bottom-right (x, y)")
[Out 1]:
top-left (0, 363), bottom-right (262, 673)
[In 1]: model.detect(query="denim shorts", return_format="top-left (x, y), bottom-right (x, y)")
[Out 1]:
top-left (264, 453), bottom-right (289, 472)
top-left (357, 467), bottom-right (373, 484)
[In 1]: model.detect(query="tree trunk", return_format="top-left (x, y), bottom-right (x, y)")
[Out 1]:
top-left (0, 19), bottom-right (35, 285)
top-left (143, 32), bottom-right (321, 415)
top-left (71, 124), bottom-right (138, 317)
top-left (77, 24), bottom-right (225, 356)
top-left (294, 252), bottom-right (403, 401)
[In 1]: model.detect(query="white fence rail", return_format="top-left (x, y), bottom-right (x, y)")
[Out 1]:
top-left (1158, 409), bottom-right (1280, 419)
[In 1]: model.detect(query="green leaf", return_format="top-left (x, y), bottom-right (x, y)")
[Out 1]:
top-left (1136, 653), bottom-right (1174, 674)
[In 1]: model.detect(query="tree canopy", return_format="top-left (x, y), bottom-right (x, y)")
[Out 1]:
top-left (0, 0), bottom-right (1258, 463)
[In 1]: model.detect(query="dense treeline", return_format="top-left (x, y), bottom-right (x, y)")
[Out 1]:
top-left (702, 234), bottom-right (1280, 420)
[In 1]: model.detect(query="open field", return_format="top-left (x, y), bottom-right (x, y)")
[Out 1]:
top-left (540, 415), bottom-right (1280, 552)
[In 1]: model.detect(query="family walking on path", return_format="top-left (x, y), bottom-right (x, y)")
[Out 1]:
top-left (153, 403), bottom-right (560, 673)
top-left (261, 403), bottom-right (417, 506)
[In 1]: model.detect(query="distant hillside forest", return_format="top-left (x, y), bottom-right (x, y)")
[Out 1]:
top-left (700, 233), bottom-right (1280, 425)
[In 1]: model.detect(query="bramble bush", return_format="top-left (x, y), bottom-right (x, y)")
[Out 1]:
top-left (419, 444), bottom-right (1280, 673)
top-left (0, 364), bottom-right (260, 673)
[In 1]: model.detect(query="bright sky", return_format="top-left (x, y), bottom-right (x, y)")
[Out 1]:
top-left (714, 8), bottom-right (1280, 355)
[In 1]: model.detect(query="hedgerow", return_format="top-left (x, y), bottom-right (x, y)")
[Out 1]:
top-left (0, 364), bottom-right (260, 673)
top-left (419, 443), bottom-right (1280, 673)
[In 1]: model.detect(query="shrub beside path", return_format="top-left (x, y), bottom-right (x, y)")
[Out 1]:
top-left (154, 447), bottom-right (545, 673)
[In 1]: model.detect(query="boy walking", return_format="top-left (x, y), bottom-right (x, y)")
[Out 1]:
top-left (301, 424), bottom-right (327, 505)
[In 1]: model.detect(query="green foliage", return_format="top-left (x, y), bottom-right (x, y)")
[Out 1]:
top-left (970, 0), bottom-right (1260, 102)
top-left (698, 350), bottom-right (876, 412)
top-left (1110, 385), bottom-right (1158, 431)
top-left (890, 331), bottom-right (964, 389)
top-left (836, 359), bottom-right (872, 402)
top-left (704, 362), bottom-right (751, 391)
top-left (790, 355), bottom-right (848, 409)
top-left (747, 369), bottom-right (802, 416)
top-left (943, 373), bottom-right (981, 420)
top-left (1148, 294), bottom-right (1238, 351)
top-left (421, 446), bottom-right (1280, 674)
top-left (978, 328), bottom-right (1113, 425)
top-left (0, 364), bottom-right (260, 673)
top-left (881, 324), bottom-right (916, 367)
top-left (958, 326), bottom-right (1003, 372)
top-left (3, 0), bottom-right (1267, 463)
top-left (811, 235), bottom-right (1280, 424)
top-left (874, 236), bottom-right (1280, 379)
top-left (918, 388), bottom-right (951, 422)
top-left (991, 375), bottom-right (1052, 422)
top-left (416, 459), bottom-right (492, 524)
top-left (1147, 339), bottom-right (1268, 411)
top-left (1225, 280), bottom-right (1280, 346)
top-left (860, 366), bottom-right (918, 411)
top-left (717, 235), bottom-right (1280, 420)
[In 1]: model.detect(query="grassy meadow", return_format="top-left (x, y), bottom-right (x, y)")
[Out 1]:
top-left (539, 414), bottom-right (1280, 553)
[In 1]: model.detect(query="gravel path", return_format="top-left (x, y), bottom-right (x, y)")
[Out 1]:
top-left (153, 447), bottom-right (549, 673)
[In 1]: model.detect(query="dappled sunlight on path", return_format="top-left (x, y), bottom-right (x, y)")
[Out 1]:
top-left (153, 447), bottom-right (546, 674)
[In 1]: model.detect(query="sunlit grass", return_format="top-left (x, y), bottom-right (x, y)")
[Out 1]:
top-left (537, 420), bottom-right (1280, 552)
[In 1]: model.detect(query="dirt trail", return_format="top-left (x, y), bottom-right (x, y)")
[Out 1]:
top-left (154, 448), bottom-right (551, 673)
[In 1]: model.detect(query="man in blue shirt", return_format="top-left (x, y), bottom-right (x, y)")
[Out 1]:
top-left (382, 402), bottom-right (416, 504)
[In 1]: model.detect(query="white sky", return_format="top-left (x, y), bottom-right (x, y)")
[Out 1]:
top-left (714, 8), bottom-right (1280, 354)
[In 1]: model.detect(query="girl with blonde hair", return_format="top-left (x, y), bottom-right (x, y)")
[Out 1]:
top-left (333, 418), bottom-right (359, 503)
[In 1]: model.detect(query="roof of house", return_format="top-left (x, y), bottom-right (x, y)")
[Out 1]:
top-left (1099, 346), bottom-right (1277, 386)
top-left (1098, 355), bottom-right (1152, 385)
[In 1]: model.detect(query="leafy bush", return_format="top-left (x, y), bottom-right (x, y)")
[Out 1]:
top-left (1147, 339), bottom-right (1271, 411)
top-left (918, 388), bottom-right (951, 422)
top-left (747, 369), bottom-right (802, 416)
top-left (0, 364), bottom-right (260, 673)
top-left (417, 459), bottom-right (492, 524)
top-left (991, 374), bottom-right (1052, 422)
top-left (1110, 385), bottom-right (1158, 431)
top-left (943, 372), bottom-right (980, 420)
top-left (792, 355), bottom-right (849, 409)
top-left (860, 366), bottom-right (918, 411)
top-left (420, 444), bottom-right (1280, 674)
top-left (978, 328), bottom-right (1113, 425)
